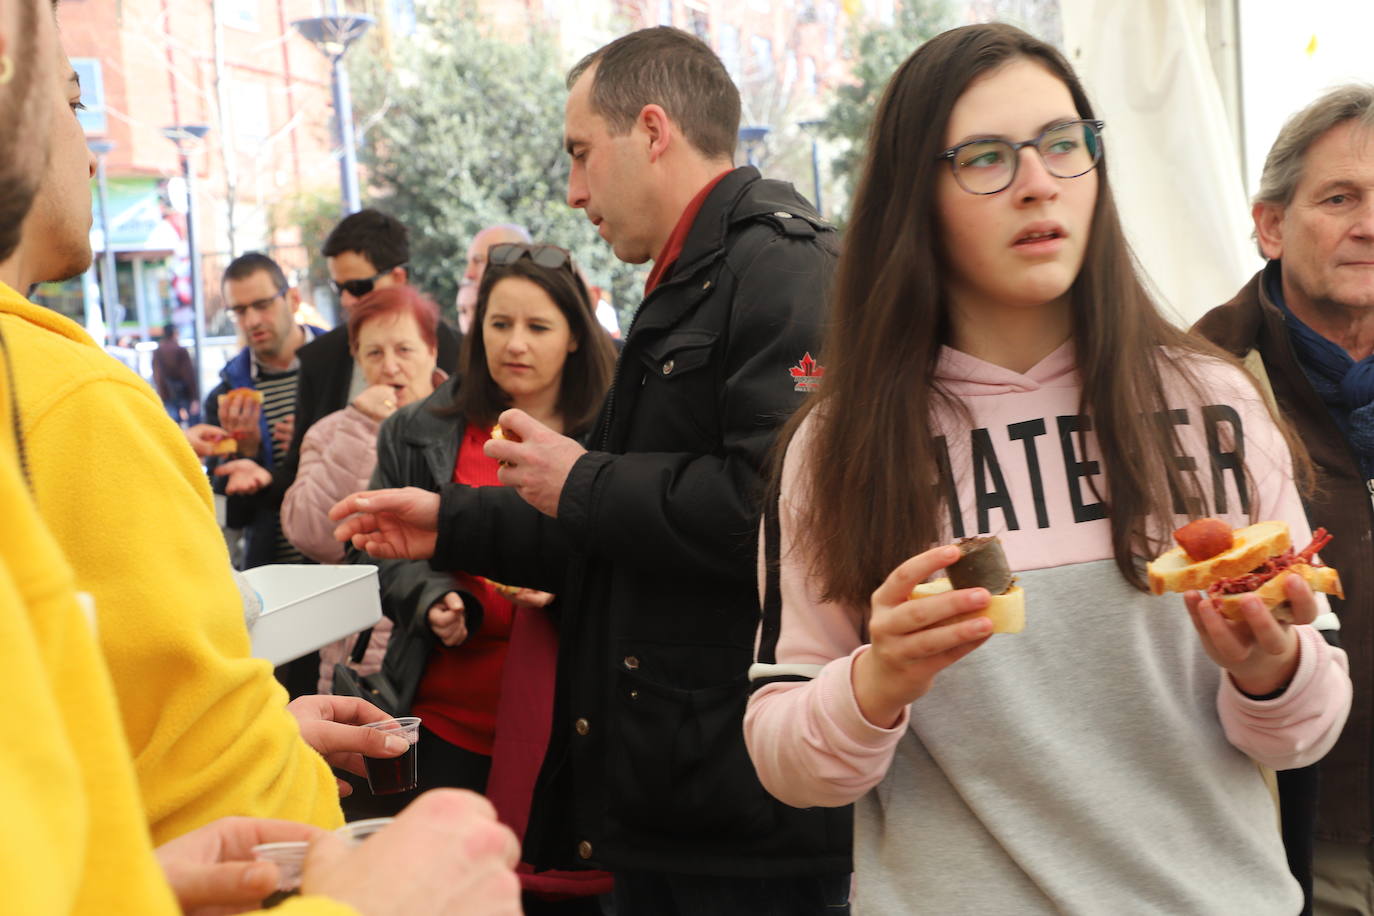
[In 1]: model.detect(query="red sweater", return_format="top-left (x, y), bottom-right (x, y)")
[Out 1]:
top-left (410, 424), bottom-right (515, 756)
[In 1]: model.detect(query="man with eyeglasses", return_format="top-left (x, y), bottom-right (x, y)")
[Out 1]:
top-left (202, 251), bottom-right (325, 569)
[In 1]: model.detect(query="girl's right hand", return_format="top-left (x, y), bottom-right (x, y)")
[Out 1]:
top-left (852, 544), bottom-right (994, 728)
top-left (428, 592), bottom-right (468, 646)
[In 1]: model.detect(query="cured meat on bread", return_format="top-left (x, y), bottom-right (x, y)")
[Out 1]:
top-left (1148, 520), bottom-right (1290, 595)
top-left (1148, 519), bottom-right (1342, 623)
top-left (911, 536), bottom-right (1025, 634)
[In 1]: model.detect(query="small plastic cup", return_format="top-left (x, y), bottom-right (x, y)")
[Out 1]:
top-left (361, 716), bottom-right (421, 795)
top-left (336, 817), bottom-right (395, 846)
top-left (252, 840), bottom-right (309, 908)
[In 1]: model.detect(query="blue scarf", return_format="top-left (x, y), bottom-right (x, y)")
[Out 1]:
top-left (1266, 263), bottom-right (1374, 479)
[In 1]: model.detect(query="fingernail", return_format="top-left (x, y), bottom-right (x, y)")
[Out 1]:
top-left (385, 735), bottom-right (409, 754)
top-left (967, 589), bottom-right (989, 608)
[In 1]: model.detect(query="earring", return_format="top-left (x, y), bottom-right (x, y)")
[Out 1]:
top-left (0, 55), bottom-right (13, 86)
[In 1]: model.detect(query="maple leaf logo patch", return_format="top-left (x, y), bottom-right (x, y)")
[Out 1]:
top-left (788, 352), bottom-right (825, 392)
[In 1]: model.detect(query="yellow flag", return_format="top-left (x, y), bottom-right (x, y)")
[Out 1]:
top-left (1305, 34), bottom-right (1318, 57)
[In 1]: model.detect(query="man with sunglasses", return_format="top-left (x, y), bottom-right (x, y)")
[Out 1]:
top-left (202, 251), bottom-right (326, 569)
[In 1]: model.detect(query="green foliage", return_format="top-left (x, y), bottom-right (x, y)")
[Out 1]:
top-left (349, 4), bottom-right (642, 326)
top-left (275, 186), bottom-right (344, 300)
top-left (819, 1), bottom-right (954, 222)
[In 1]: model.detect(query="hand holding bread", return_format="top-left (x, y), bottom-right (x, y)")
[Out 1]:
top-left (217, 387), bottom-right (263, 456)
top-left (1153, 517), bottom-right (1341, 696)
top-left (851, 543), bottom-right (1001, 728)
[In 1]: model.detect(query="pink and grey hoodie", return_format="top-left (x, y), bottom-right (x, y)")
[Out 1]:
top-left (745, 343), bottom-right (1351, 915)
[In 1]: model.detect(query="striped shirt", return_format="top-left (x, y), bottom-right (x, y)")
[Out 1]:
top-left (255, 366), bottom-right (305, 564)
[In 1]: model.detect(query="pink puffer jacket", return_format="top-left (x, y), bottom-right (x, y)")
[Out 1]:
top-left (281, 404), bottom-right (392, 693)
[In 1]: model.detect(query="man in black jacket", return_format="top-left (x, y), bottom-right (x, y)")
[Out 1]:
top-left (333, 26), bottom-right (850, 915)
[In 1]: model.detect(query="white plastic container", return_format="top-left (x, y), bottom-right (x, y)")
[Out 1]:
top-left (244, 564), bottom-right (382, 665)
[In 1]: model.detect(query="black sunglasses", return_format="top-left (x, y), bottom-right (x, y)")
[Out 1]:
top-left (331, 263), bottom-right (406, 300)
top-left (488, 243), bottom-right (573, 271)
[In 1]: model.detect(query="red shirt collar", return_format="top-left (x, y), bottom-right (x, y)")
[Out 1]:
top-left (643, 169), bottom-right (733, 297)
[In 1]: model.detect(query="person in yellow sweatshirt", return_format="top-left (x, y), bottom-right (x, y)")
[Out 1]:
top-left (0, 440), bottom-right (521, 915)
top-left (0, 2), bottom-right (403, 846)
top-left (0, 4), bottom-right (524, 913)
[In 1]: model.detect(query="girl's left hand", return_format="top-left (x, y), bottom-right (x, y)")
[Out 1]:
top-left (1185, 574), bottom-right (1317, 697)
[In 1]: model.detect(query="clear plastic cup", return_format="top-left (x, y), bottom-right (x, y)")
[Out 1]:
top-left (252, 840), bottom-right (309, 907)
top-left (361, 716), bottom-right (421, 795)
top-left (335, 816), bottom-right (395, 846)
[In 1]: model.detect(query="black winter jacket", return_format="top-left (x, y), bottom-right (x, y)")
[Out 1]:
top-left (427, 168), bottom-right (852, 877)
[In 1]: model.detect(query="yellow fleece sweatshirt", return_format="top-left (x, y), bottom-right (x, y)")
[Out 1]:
top-left (0, 442), bottom-right (358, 914)
top-left (0, 338), bottom-right (356, 912)
top-left (0, 283), bottom-right (342, 843)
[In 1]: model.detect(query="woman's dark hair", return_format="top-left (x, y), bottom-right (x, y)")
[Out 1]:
top-left (782, 23), bottom-right (1306, 608)
top-left (451, 250), bottom-right (616, 436)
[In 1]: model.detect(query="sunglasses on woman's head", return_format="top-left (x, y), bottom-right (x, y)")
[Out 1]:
top-left (331, 263), bottom-right (406, 300)
top-left (488, 243), bottom-right (573, 271)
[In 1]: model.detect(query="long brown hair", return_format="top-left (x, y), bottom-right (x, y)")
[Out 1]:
top-left (451, 250), bottom-right (616, 437)
top-left (784, 23), bottom-right (1290, 607)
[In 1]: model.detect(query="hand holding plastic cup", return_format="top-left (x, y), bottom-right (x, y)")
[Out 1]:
top-left (251, 818), bottom-right (397, 908)
top-left (251, 840), bottom-right (308, 907)
top-left (362, 716), bottom-right (421, 795)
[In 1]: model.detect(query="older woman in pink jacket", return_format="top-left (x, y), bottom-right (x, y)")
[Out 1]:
top-left (282, 284), bottom-right (445, 692)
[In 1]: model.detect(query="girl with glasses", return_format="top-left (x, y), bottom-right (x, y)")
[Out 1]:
top-left (365, 243), bottom-right (617, 912)
top-left (743, 23), bottom-right (1350, 913)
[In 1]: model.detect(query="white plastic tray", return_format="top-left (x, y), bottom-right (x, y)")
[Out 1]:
top-left (244, 564), bottom-right (382, 666)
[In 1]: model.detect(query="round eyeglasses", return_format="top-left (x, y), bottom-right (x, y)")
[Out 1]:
top-left (937, 119), bottom-right (1105, 195)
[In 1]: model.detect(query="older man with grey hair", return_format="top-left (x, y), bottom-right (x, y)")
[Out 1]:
top-left (457, 223), bottom-right (532, 334)
top-left (1196, 84), bottom-right (1374, 915)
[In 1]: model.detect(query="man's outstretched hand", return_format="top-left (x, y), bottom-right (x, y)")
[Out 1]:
top-left (330, 487), bottom-right (441, 560)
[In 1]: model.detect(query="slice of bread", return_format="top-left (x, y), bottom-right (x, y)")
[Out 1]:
top-left (1147, 520), bottom-right (1290, 595)
top-left (1213, 564), bottom-right (1344, 623)
top-left (217, 387), bottom-right (264, 409)
top-left (910, 579), bottom-right (1025, 634)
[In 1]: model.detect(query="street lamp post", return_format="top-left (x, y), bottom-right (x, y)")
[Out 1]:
top-left (88, 138), bottom-right (119, 347)
top-left (738, 125), bottom-right (771, 169)
top-left (292, 10), bottom-right (375, 215)
top-left (797, 119), bottom-right (824, 217)
top-left (161, 125), bottom-right (211, 387)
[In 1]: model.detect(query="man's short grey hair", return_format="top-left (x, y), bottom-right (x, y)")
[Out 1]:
top-left (567, 27), bottom-right (741, 161)
top-left (481, 223), bottom-right (532, 243)
top-left (1256, 84), bottom-right (1374, 207)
